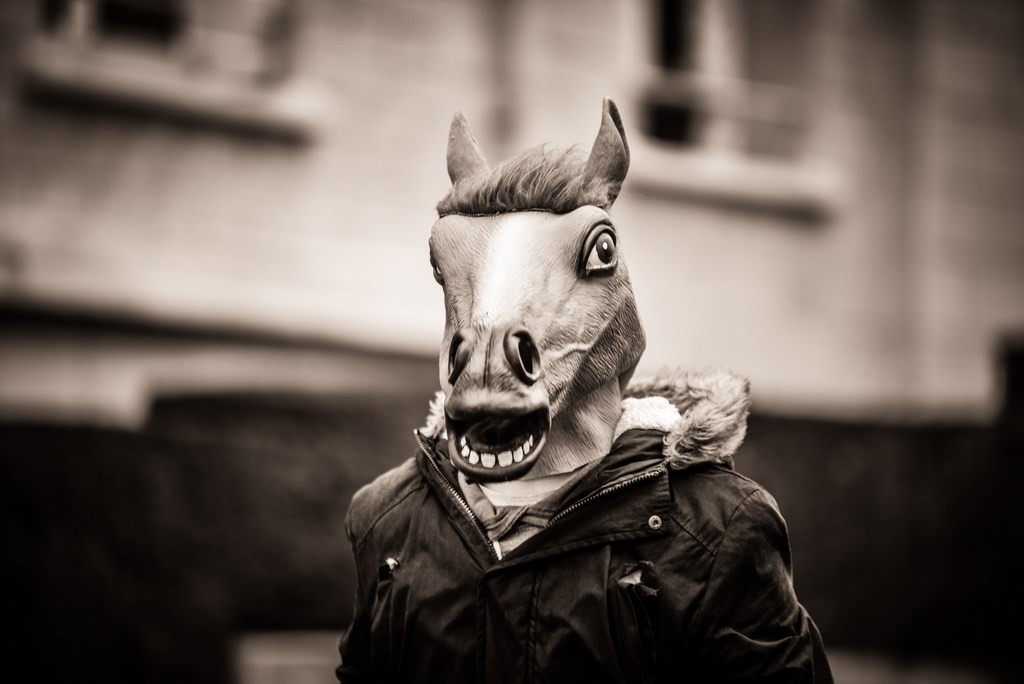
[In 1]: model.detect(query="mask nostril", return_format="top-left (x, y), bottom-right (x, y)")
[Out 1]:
top-left (448, 331), bottom-right (471, 385)
top-left (518, 336), bottom-right (535, 376)
top-left (504, 328), bottom-right (541, 385)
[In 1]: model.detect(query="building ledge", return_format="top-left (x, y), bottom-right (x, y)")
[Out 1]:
top-left (20, 36), bottom-right (325, 143)
top-left (628, 140), bottom-right (838, 222)
top-left (0, 305), bottom-right (438, 428)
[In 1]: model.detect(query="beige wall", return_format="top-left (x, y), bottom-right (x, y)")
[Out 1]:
top-left (911, 0), bottom-right (1024, 411)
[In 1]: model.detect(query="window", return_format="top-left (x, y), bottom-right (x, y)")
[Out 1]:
top-left (626, 0), bottom-right (830, 219)
top-left (641, 0), bottom-right (814, 161)
top-left (25, 0), bottom-right (316, 141)
top-left (43, 0), bottom-right (186, 46)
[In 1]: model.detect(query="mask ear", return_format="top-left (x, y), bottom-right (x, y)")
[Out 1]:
top-left (447, 110), bottom-right (490, 184)
top-left (582, 98), bottom-right (630, 207)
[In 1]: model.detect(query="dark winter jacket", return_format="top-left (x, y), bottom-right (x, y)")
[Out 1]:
top-left (337, 371), bottom-right (832, 683)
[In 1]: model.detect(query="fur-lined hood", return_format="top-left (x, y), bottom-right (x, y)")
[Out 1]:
top-left (421, 369), bottom-right (751, 468)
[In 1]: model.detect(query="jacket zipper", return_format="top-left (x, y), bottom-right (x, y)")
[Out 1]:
top-left (414, 429), bottom-right (500, 563)
top-left (547, 467), bottom-right (665, 526)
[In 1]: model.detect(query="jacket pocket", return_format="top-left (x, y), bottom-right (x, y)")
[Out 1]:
top-left (370, 557), bottom-right (400, 677)
top-left (607, 561), bottom-right (658, 684)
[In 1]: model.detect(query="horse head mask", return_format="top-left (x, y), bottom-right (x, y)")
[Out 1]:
top-left (429, 99), bottom-right (646, 483)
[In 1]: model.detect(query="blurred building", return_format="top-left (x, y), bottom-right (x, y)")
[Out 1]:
top-left (0, 1), bottom-right (1022, 683)
top-left (0, 0), bottom-right (1020, 423)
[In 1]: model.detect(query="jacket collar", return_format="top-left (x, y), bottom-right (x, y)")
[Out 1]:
top-left (416, 426), bottom-right (675, 567)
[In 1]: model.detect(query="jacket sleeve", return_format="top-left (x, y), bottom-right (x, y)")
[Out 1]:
top-left (691, 489), bottom-right (832, 683)
top-left (336, 503), bottom-right (376, 683)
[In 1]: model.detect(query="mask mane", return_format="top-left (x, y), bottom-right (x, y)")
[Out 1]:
top-left (436, 145), bottom-right (618, 217)
top-left (438, 97), bottom-right (630, 217)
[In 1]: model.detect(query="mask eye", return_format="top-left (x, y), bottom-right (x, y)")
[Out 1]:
top-left (579, 226), bottom-right (617, 277)
top-left (429, 250), bottom-right (444, 285)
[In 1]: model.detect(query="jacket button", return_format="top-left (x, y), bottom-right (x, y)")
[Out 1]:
top-left (647, 514), bottom-right (663, 530)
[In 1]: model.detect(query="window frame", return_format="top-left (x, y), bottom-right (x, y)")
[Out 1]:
top-left (619, 0), bottom-right (836, 220)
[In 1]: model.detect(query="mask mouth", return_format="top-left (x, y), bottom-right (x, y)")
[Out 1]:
top-left (446, 407), bottom-right (550, 482)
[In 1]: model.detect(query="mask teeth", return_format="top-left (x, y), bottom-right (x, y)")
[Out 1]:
top-left (458, 429), bottom-right (544, 469)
